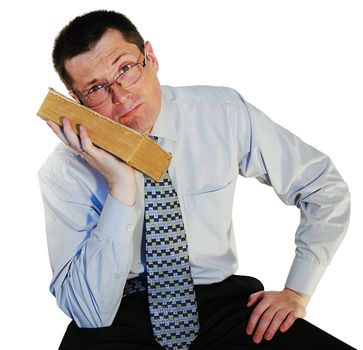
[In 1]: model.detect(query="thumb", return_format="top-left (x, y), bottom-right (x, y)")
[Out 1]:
top-left (247, 291), bottom-right (264, 307)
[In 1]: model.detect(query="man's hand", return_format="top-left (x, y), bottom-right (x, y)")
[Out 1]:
top-left (246, 288), bottom-right (310, 344)
top-left (47, 118), bottom-right (136, 205)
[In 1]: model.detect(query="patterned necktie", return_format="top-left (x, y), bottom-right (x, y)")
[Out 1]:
top-left (144, 136), bottom-right (199, 350)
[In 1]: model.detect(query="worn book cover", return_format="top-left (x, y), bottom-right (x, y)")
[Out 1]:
top-left (37, 88), bottom-right (172, 182)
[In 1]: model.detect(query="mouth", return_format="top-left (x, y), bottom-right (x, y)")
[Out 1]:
top-left (119, 103), bottom-right (142, 120)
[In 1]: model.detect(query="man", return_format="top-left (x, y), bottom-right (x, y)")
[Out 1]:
top-left (39, 9), bottom-right (353, 350)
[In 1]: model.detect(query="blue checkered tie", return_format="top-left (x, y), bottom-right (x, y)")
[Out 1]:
top-left (144, 136), bottom-right (199, 350)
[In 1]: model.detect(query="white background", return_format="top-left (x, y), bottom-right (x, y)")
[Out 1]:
top-left (0, 0), bottom-right (362, 348)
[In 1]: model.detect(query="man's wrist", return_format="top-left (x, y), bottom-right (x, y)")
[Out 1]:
top-left (283, 287), bottom-right (311, 307)
top-left (109, 181), bottom-right (136, 206)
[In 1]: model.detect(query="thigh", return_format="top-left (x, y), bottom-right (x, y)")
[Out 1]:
top-left (190, 275), bottom-right (264, 349)
top-left (205, 318), bottom-right (356, 350)
top-left (59, 291), bottom-right (163, 350)
top-left (265, 318), bottom-right (356, 350)
top-left (190, 276), bottom-right (356, 350)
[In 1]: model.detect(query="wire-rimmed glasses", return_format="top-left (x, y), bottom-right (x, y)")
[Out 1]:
top-left (78, 52), bottom-right (147, 107)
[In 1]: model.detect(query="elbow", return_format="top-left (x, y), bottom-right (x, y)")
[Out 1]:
top-left (55, 283), bottom-right (108, 329)
top-left (334, 174), bottom-right (351, 211)
top-left (73, 314), bottom-right (113, 329)
top-left (62, 299), bottom-right (113, 329)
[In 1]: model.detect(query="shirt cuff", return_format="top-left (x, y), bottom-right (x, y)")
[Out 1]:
top-left (285, 256), bottom-right (327, 295)
top-left (94, 194), bottom-right (137, 241)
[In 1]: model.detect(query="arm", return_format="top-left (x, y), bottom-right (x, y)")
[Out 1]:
top-left (39, 119), bottom-right (139, 328)
top-left (236, 97), bottom-right (350, 342)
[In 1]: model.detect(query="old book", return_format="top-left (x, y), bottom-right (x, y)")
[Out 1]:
top-left (37, 88), bottom-right (172, 182)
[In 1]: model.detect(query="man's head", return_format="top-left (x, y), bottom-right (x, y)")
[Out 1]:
top-left (53, 10), bottom-right (162, 134)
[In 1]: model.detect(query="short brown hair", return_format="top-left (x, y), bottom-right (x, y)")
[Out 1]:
top-left (52, 10), bottom-right (145, 90)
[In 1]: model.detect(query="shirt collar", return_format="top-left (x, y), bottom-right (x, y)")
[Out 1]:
top-left (149, 86), bottom-right (178, 142)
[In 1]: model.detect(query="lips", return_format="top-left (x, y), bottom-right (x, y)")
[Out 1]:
top-left (119, 103), bottom-right (142, 119)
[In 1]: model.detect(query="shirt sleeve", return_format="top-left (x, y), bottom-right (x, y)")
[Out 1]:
top-left (38, 158), bottom-right (139, 328)
top-left (236, 97), bottom-right (351, 295)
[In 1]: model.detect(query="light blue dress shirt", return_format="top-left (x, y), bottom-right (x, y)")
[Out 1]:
top-left (38, 85), bottom-right (350, 328)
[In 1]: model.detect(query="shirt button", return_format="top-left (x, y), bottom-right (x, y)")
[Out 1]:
top-left (127, 224), bottom-right (134, 232)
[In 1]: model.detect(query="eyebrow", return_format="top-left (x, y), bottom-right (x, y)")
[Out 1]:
top-left (112, 53), bottom-right (127, 65)
top-left (81, 52), bottom-right (131, 92)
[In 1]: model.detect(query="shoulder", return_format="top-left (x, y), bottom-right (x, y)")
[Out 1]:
top-left (161, 85), bottom-right (250, 131)
top-left (39, 143), bottom-right (81, 182)
top-left (162, 85), bottom-right (245, 106)
top-left (38, 143), bottom-right (106, 199)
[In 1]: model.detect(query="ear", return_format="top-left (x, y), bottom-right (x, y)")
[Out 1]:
top-left (68, 91), bottom-right (83, 104)
top-left (144, 41), bottom-right (159, 74)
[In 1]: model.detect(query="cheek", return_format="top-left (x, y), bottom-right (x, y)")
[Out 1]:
top-left (120, 105), bottom-right (152, 132)
top-left (93, 105), bottom-right (114, 120)
top-left (141, 74), bottom-right (161, 107)
top-left (135, 104), bottom-right (154, 126)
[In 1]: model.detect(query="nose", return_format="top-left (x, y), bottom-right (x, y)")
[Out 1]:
top-left (110, 82), bottom-right (131, 104)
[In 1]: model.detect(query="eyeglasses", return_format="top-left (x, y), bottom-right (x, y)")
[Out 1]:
top-left (78, 51), bottom-right (147, 107)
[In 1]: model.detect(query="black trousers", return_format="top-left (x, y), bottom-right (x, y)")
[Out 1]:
top-left (59, 275), bottom-right (356, 349)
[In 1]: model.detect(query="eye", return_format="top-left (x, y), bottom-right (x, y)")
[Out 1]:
top-left (120, 64), bottom-right (133, 75)
top-left (87, 84), bottom-right (104, 95)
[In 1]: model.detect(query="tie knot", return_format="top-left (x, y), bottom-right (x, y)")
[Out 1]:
top-left (149, 135), bottom-right (158, 142)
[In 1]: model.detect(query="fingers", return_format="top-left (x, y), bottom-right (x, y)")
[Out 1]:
top-left (47, 120), bottom-right (70, 146)
top-left (247, 304), bottom-right (290, 343)
top-left (46, 117), bottom-right (135, 201)
top-left (62, 117), bottom-right (83, 153)
top-left (246, 293), bottom-right (271, 342)
top-left (246, 291), bottom-right (263, 307)
top-left (47, 118), bottom-right (93, 157)
top-left (279, 312), bottom-right (297, 333)
top-left (246, 291), bottom-right (265, 331)
top-left (258, 308), bottom-right (291, 342)
top-left (79, 124), bottom-right (90, 150)
top-left (78, 124), bottom-right (101, 159)
top-left (246, 290), bottom-right (304, 344)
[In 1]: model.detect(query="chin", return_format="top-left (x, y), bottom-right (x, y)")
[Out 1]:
top-left (119, 118), bottom-right (147, 134)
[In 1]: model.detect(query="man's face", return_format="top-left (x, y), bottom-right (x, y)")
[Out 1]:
top-left (65, 29), bottom-right (162, 134)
